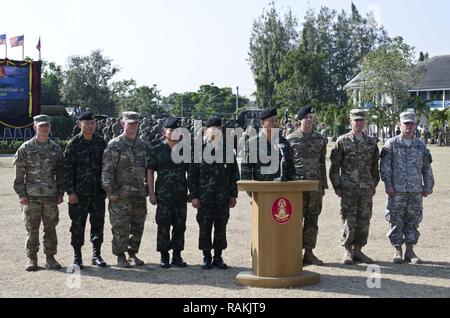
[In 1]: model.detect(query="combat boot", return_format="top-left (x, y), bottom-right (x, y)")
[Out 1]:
top-left (160, 252), bottom-right (171, 268)
top-left (25, 254), bottom-right (38, 272)
top-left (117, 253), bottom-right (130, 268)
top-left (201, 250), bottom-right (212, 270)
top-left (45, 255), bottom-right (62, 270)
top-left (128, 252), bottom-right (144, 266)
top-left (92, 243), bottom-right (107, 268)
top-left (404, 244), bottom-right (422, 264)
top-left (343, 247), bottom-right (354, 265)
top-left (393, 246), bottom-right (403, 264)
top-left (212, 249), bottom-right (228, 269)
top-left (73, 246), bottom-right (83, 270)
top-left (303, 248), bottom-right (324, 266)
top-left (353, 245), bottom-right (373, 264)
top-left (171, 250), bottom-right (187, 267)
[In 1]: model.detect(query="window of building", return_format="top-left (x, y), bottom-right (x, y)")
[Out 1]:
top-left (430, 91), bottom-right (443, 101)
top-left (419, 91), bottom-right (428, 99)
top-left (445, 90), bottom-right (450, 100)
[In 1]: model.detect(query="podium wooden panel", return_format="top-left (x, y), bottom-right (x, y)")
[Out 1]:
top-left (235, 181), bottom-right (321, 288)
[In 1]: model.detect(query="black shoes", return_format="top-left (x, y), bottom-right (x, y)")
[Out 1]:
top-left (202, 256), bottom-right (212, 270)
top-left (171, 251), bottom-right (187, 267)
top-left (160, 252), bottom-right (171, 268)
top-left (212, 256), bottom-right (228, 269)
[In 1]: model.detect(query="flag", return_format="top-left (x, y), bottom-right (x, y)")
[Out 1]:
top-left (36, 37), bottom-right (41, 51)
top-left (0, 34), bottom-right (6, 45)
top-left (10, 35), bottom-right (24, 47)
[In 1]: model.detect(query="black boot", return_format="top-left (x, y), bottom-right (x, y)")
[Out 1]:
top-left (160, 251), bottom-right (171, 268)
top-left (212, 249), bottom-right (228, 269)
top-left (73, 246), bottom-right (83, 270)
top-left (201, 250), bottom-right (212, 270)
top-left (171, 250), bottom-right (187, 267)
top-left (92, 243), bottom-right (107, 268)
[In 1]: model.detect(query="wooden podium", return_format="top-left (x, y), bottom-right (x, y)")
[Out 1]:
top-left (235, 181), bottom-right (321, 288)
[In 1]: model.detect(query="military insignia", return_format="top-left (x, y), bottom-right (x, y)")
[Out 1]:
top-left (271, 198), bottom-right (293, 224)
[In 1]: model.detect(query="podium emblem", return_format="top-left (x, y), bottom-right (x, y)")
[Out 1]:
top-left (271, 198), bottom-right (292, 224)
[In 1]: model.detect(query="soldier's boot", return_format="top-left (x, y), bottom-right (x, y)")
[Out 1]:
top-left (343, 247), bottom-right (354, 265)
top-left (73, 246), bottom-right (83, 270)
top-left (25, 254), bottom-right (38, 272)
top-left (91, 244), bottom-right (107, 268)
top-left (171, 250), bottom-right (187, 267)
top-left (303, 249), bottom-right (324, 266)
top-left (393, 246), bottom-right (403, 264)
top-left (128, 252), bottom-right (144, 266)
top-left (353, 245), bottom-right (373, 264)
top-left (160, 252), bottom-right (171, 268)
top-left (45, 255), bottom-right (62, 270)
top-left (404, 244), bottom-right (422, 264)
top-left (212, 249), bottom-right (228, 269)
top-left (201, 250), bottom-right (212, 270)
top-left (117, 253), bottom-right (131, 268)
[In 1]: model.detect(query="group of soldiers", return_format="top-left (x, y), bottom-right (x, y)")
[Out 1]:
top-left (13, 105), bottom-right (434, 272)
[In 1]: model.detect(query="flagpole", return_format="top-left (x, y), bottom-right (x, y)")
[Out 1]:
top-left (22, 38), bottom-right (24, 60)
top-left (39, 36), bottom-right (41, 61)
top-left (5, 32), bottom-right (7, 59)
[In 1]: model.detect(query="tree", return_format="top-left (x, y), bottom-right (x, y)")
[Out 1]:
top-left (41, 61), bottom-right (64, 105)
top-left (117, 84), bottom-right (164, 117)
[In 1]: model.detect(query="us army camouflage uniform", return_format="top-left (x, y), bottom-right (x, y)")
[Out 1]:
top-left (329, 132), bottom-right (380, 248)
top-left (13, 138), bottom-right (64, 258)
top-left (101, 135), bottom-right (148, 256)
top-left (380, 136), bottom-right (434, 246)
top-left (287, 130), bottom-right (328, 249)
top-left (148, 141), bottom-right (189, 253)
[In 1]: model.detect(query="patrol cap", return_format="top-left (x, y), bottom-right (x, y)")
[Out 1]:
top-left (77, 111), bottom-right (95, 121)
top-left (259, 107), bottom-right (278, 120)
top-left (164, 118), bottom-right (180, 129)
top-left (122, 111), bottom-right (140, 123)
top-left (297, 106), bottom-right (316, 121)
top-left (350, 109), bottom-right (366, 120)
top-left (400, 111), bottom-right (416, 123)
top-left (205, 118), bottom-right (222, 128)
top-left (33, 114), bottom-right (51, 125)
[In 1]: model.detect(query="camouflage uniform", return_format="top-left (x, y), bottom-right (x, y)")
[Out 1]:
top-left (380, 135), bottom-right (434, 246)
top-left (287, 130), bottom-right (328, 249)
top-left (330, 131), bottom-right (380, 249)
top-left (148, 141), bottom-right (188, 253)
top-left (102, 135), bottom-right (148, 256)
top-left (13, 137), bottom-right (64, 260)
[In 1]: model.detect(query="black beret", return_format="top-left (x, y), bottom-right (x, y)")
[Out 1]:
top-left (297, 106), bottom-right (316, 120)
top-left (77, 112), bottom-right (94, 121)
top-left (164, 118), bottom-right (180, 129)
top-left (259, 108), bottom-right (278, 120)
top-left (205, 118), bottom-right (222, 128)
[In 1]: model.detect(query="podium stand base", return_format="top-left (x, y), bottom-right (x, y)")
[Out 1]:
top-left (235, 271), bottom-right (320, 288)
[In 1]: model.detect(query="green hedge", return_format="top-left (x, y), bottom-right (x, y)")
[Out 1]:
top-left (0, 139), bottom-right (69, 154)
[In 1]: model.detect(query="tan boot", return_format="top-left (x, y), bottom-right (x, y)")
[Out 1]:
top-left (343, 247), bottom-right (354, 265)
top-left (405, 244), bottom-right (422, 264)
top-left (117, 253), bottom-right (131, 268)
top-left (353, 245), bottom-right (373, 264)
top-left (25, 254), bottom-right (38, 272)
top-left (45, 255), bottom-right (62, 270)
top-left (303, 249), bottom-right (324, 266)
top-left (393, 246), bottom-right (403, 264)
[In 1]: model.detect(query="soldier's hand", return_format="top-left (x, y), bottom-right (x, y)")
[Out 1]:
top-left (386, 186), bottom-right (396, 198)
top-left (422, 192), bottom-right (431, 198)
top-left (19, 197), bottom-right (29, 206)
top-left (57, 195), bottom-right (64, 205)
top-left (109, 195), bottom-right (119, 203)
top-left (229, 197), bottom-right (237, 208)
top-left (192, 198), bottom-right (201, 209)
top-left (69, 194), bottom-right (79, 205)
top-left (149, 194), bottom-right (158, 205)
top-left (334, 189), bottom-right (342, 198)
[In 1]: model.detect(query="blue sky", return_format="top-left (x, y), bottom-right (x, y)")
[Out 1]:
top-left (2, 0), bottom-right (449, 98)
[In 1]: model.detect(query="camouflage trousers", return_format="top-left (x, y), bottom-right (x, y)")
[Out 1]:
top-left (302, 190), bottom-right (324, 249)
top-left (22, 196), bottom-right (59, 257)
top-left (108, 197), bottom-right (147, 256)
top-left (196, 202), bottom-right (230, 251)
top-left (155, 203), bottom-right (187, 252)
top-left (340, 189), bottom-right (374, 248)
top-left (68, 195), bottom-right (105, 248)
top-left (385, 192), bottom-right (423, 246)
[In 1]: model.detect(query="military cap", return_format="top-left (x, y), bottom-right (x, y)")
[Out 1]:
top-left (77, 111), bottom-right (95, 121)
top-left (400, 111), bottom-right (416, 123)
top-left (297, 106), bottom-right (316, 121)
top-left (350, 109), bottom-right (366, 120)
top-left (205, 118), bottom-right (222, 128)
top-left (33, 114), bottom-right (51, 125)
top-left (164, 118), bottom-right (180, 129)
top-left (259, 107), bottom-right (278, 120)
top-left (122, 111), bottom-right (140, 123)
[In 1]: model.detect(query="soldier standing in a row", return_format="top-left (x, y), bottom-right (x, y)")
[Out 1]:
top-left (287, 106), bottom-right (328, 266)
top-left (13, 115), bottom-right (64, 271)
top-left (64, 112), bottom-right (108, 269)
top-left (148, 118), bottom-right (189, 268)
top-left (330, 109), bottom-right (379, 265)
top-left (102, 112), bottom-right (148, 268)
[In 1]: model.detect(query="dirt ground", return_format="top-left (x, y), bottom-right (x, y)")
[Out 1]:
top-left (0, 144), bottom-right (449, 299)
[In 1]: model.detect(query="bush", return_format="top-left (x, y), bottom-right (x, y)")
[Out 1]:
top-left (0, 139), bottom-right (70, 154)
top-left (50, 116), bottom-right (77, 140)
